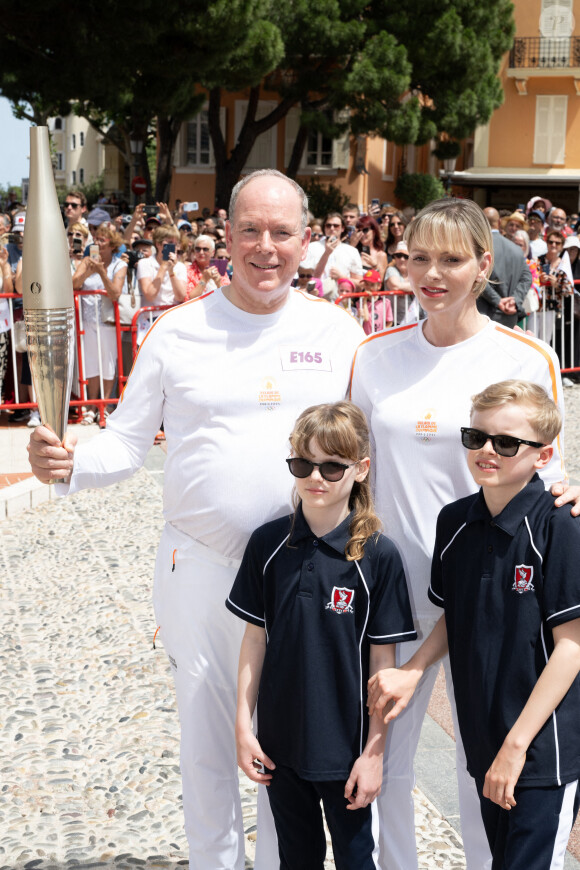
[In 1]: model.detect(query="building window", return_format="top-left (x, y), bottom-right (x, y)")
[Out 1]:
top-left (186, 110), bottom-right (211, 166)
top-left (71, 134), bottom-right (76, 150)
top-left (71, 171), bottom-right (76, 184)
top-left (56, 152), bottom-right (64, 171)
top-left (284, 107), bottom-right (349, 174)
top-left (80, 132), bottom-right (85, 146)
top-left (306, 128), bottom-right (333, 167)
top-left (54, 117), bottom-right (62, 131)
top-left (80, 168), bottom-right (84, 183)
top-left (539, 0), bottom-right (573, 65)
top-left (533, 95), bottom-right (567, 164)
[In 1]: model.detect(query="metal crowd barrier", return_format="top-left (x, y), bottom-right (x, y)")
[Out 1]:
top-left (336, 287), bottom-right (580, 376)
top-left (335, 289), bottom-right (418, 330)
top-left (1, 283), bottom-right (579, 424)
top-left (0, 291), bottom-right (176, 425)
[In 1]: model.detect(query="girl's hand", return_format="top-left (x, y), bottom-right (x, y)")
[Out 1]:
top-left (236, 728), bottom-right (275, 784)
top-left (344, 753), bottom-right (382, 809)
top-left (483, 744), bottom-right (525, 810)
top-left (367, 667), bottom-right (421, 722)
top-left (350, 230), bottom-right (363, 248)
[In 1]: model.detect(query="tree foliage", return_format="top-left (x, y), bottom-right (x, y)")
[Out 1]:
top-left (394, 172), bottom-right (446, 210)
top-left (0, 0), bottom-right (280, 200)
top-left (204, 0), bottom-right (515, 206)
top-left (0, 0), bottom-right (515, 206)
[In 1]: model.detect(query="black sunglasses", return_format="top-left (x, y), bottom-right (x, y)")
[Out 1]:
top-left (394, 254), bottom-right (409, 260)
top-left (64, 202), bottom-right (81, 208)
top-left (286, 457), bottom-right (357, 482)
top-left (460, 427), bottom-right (544, 458)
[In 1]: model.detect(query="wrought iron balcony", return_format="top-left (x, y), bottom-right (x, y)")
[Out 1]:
top-left (509, 36), bottom-right (580, 69)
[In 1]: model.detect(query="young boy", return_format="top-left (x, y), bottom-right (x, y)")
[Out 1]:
top-left (368, 379), bottom-right (580, 869)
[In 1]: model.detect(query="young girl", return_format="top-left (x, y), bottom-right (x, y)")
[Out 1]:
top-left (226, 401), bottom-right (416, 869)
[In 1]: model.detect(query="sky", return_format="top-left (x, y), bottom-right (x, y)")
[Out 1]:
top-left (0, 97), bottom-right (33, 189)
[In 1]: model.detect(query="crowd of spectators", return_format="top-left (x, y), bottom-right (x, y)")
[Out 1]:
top-left (1, 188), bottom-right (580, 424)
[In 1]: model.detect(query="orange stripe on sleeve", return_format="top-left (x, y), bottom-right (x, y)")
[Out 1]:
top-left (348, 322), bottom-right (418, 399)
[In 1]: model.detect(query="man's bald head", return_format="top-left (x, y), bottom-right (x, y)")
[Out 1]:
top-left (483, 207), bottom-right (499, 229)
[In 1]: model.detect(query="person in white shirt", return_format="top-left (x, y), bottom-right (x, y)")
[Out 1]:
top-left (310, 212), bottom-right (364, 287)
top-left (350, 197), bottom-right (579, 870)
top-left (528, 209), bottom-right (548, 259)
top-left (28, 170), bottom-right (364, 870)
top-left (136, 225), bottom-right (186, 307)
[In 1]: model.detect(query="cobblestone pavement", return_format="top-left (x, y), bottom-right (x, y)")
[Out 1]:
top-left (3, 385), bottom-right (580, 870)
top-left (0, 469), bottom-right (467, 870)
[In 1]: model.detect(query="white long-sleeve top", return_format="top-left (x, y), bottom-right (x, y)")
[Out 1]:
top-left (63, 288), bottom-right (364, 559)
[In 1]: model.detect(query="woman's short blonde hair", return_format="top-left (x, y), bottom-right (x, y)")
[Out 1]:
top-left (152, 225), bottom-right (180, 247)
top-left (93, 223), bottom-right (124, 253)
top-left (405, 198), bottom-right (494, 295)
top-left (470, 379), bottom-right (561, 445)
top-left (69, 222), bottom-right (89, 239)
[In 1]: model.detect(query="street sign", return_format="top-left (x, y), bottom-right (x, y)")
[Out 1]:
top-left (131, 176), bottom-right (147, 195)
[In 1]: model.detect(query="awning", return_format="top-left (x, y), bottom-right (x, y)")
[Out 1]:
top-left (442, 168), bottom-right (580, 187)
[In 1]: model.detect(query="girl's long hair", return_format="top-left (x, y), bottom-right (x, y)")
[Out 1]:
top-left (289, 401), bottom-right (381, 560)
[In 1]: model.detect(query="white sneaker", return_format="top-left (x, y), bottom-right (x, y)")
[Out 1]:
top-left (562, 376), bottom-right (574, 387)
top-left (27, 410), bottom-right (41, 427)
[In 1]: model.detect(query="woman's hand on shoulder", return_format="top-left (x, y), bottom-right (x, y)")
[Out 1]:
top-left (551, 482), bottom-right (580, 516)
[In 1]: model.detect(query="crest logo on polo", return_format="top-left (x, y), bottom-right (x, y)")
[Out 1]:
top-left (325, 586), bottom-right (354, 614)
top-left (512, 564), bottom-right (535, 594)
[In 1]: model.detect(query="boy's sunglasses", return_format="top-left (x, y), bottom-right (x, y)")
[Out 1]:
top-left (286, 457), bottom-right (357, 482)
top-left (460, 427), bottom-right (544, 457)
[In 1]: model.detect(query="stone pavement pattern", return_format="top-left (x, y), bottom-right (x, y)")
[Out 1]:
top-left (0, 468), bottom-right (467, 870)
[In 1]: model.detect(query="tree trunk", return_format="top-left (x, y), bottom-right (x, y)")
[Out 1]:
top-left (208, 85), bottom-right (298, 210)
top-left (155, 115), bottom-right (181, 203)
top-left (286, 124), bottom-right (309, 180)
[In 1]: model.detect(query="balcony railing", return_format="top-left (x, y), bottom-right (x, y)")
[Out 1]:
top-left (509, 36), bottom-right (580, 69)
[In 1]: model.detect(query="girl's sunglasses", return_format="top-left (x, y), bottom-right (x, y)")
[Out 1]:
top-left (460, 427), bottom-right (544, 457)
top-left (286, 457), bottom-right (357, 481)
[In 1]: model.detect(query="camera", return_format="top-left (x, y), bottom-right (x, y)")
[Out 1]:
top-left (143, 205), bottom-right (159, 217)
top-left (127, 250), bottom-right (145, 270)
top-left (72, 238), bottom-right (83, 254)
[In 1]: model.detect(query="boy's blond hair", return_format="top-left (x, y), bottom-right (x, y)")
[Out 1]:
top-left (470, 380), bottom-right (561, 445)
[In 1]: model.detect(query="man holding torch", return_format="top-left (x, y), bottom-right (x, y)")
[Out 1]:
top-left (28, 169), bottom-right (364, 870)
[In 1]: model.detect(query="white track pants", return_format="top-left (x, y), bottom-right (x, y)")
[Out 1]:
top-left (376, 618), bottom-right (492, 870)
top-left (152, 523), bottom-right (278, 870)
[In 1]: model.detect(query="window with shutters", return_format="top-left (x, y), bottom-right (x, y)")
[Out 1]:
top-left (186, 110), bottom-right (211, 166)
top-left (533, 95), bottom-right (567, 164)
top-left (539, 0), bottom-right (573, 66)
top-left (284, 107), bottom-right (349, 174)
top-left (175, 106), bottom-right (226, 173)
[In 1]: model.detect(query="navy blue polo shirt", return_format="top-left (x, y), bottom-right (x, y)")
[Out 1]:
top-left (227, 505), bottom-right (416, 781)
top-left (429, 473), bottom-right (580, 787)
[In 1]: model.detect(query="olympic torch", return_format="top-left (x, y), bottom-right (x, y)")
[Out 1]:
top-left (22, 126), bottom-right (75, 451)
